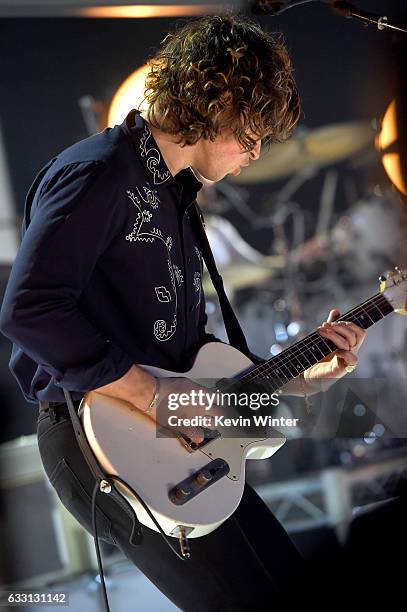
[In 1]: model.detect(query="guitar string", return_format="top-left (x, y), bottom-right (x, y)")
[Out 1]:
top-left (248, 293), bottom-right (391, 378)
top-left (216, 296), bottom-right (390, 397)
top-left (245, 297), bottom-right (391, 387)
top-left (242, 296), bottom-right (392, 388)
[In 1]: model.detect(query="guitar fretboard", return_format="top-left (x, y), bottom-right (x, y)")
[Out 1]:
top-left (240, 292), bottom-right (394, 392)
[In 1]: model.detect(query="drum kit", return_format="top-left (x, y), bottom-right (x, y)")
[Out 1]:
top-left (201, 119), bottom-right (407, 364)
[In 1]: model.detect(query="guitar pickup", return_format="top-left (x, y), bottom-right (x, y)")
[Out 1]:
top-left (168, 458), bottom-right (229, 505)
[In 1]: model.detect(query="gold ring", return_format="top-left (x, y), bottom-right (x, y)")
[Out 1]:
top-left (345, 363), bottom-right (357, 373)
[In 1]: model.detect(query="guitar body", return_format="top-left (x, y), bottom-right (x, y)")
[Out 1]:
top-left (79, 266), bottom-right (406, 541)
top-left (80, 342), bottom-right (286, 538)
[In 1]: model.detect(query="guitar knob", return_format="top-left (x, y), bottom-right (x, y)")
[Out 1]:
top-left (194, 470), bottom-right (212, 487)
top-left (174, 486), bottom-right (191, 500)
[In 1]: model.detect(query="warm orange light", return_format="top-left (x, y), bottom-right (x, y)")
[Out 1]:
top-left (376, 100), bottom-right (397, 151)
top-left (78, 5), bottom-right (223, 18)
top-left (376, 99), bottom-right (407, 197)
top-left (382, 153), bottom-right (406, 196)
top-left (107, 64), bottom-right (150, 127)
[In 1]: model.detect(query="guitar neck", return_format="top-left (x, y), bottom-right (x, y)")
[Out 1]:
top-left (242, 292), bottom-right (394, 391)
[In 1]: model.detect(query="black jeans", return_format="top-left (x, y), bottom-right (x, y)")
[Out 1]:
top-left (37, 402), bottom-right (310, 611)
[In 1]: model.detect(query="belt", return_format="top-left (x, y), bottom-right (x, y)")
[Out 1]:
top-left (39, 400), bottom-right (82, 414)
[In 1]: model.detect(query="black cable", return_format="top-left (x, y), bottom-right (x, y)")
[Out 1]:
top-left (108, 474), bottom-right (188, 561)
top-left (92, 483), bottom-right (110, 612)
top-left (90, 474), bottom-right (189, 612)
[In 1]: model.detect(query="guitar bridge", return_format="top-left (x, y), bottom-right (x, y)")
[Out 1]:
top-left (177, 427), bottom-right (221, 453)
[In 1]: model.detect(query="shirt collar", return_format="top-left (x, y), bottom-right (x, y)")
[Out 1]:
top-left (123, 109), bottom-right (203, 201)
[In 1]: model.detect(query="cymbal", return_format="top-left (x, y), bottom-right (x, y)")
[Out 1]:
top-left (203, 256), bottom-right (285, 296)
top-left (230, 121), bottom-right (375, 184)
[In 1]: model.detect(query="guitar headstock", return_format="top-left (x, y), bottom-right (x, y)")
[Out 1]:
top-left (380, 267), bottom-right (407, 315)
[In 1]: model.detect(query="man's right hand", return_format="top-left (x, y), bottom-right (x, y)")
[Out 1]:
top-left (153, 377), bottom-right (224, 445)
top-left (94, 365), bottom-right (223, 445)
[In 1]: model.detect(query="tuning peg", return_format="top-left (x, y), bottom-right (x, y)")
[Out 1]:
top-left (379, 275), bottom-right (386, 282)
top-left (395, 266), bottom-right (401, 273)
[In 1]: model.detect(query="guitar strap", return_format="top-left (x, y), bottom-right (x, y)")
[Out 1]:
top-left (190, 202), bottom-right (252, 358)
top-left (62, 389), bottom-right (143, 546)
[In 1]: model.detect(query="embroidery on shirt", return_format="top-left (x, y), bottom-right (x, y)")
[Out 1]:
top-left (142, 210), bottom-right (152, 223)
top-left (142, 186), bottom-right (159, 209)
top-left (125, 189), bottom-right (178, 342)
top-left (173, 265), bottom-right (184, 286)
top-left (193, 247), bottom-right (203, 308)
top-left (139, 125), bottom-right (171, 185)
top-left (155, 286), bottom-right (172, 302)
top-left (193, 271), bottom-right (202, 308)
top-left (194, 246), bottom-right (203, 264)
top-left (127, 187), bottom-right (159, 210)
top-left (154, 316), bottom-right (177, 341)
top-left (153, 260), bottom-right (177, 340)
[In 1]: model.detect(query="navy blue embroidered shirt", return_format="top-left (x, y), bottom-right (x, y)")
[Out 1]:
top-left (0, 110), bottom-right (219, 403)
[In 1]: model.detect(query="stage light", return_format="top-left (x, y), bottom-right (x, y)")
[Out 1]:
top-left (287, 321), bottom-right (301, 337)
top-left (376, 99), bottom-right (407, 197)
top-left (353, 404), bottom-right (366, 417)
top-left (363, 432), bottom-right (376, 445)
top-left (79, 5), bottom-right (220, 18)
top-left (373, 424), bottom-right (385, 437)
top-left (270, 343), bottom-right (283, 355)
top-left (107, 64), bottom-right (150, 127)
top-left (274, 322), bottom-right (288, 343)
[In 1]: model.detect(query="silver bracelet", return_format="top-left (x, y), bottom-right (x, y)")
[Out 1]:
top-left (144, 377), bottom-right (161, 415)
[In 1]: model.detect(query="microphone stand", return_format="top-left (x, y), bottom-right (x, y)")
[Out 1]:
top-left (250, 1), bottom-right (407, 34)
top-left (329, 1), bottom-right (407, 34)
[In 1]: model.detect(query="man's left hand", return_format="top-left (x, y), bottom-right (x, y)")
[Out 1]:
top-left (304, 309), bottom-right (366, 393)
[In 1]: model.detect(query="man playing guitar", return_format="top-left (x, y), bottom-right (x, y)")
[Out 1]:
top-left (0, 13), bottom-right (366, 610)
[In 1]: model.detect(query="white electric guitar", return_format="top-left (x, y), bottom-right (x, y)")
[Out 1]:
top-left (80, 268), bottom-right (406, 546)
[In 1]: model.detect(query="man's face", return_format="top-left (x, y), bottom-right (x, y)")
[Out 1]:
top-left (192, 129), bottom-right (261, 183)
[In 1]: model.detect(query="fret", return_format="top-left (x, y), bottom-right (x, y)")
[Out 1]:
top-left (368, 296), bottom-right (387, 319)
top-left (375, 295), bottom-right (394, 316)
top-left (363, 302), bottom-right (384, 323)
top-left (359, 304), bottom-right (374, 325)
top-left (274, 353), bottom-right (299, 379)
top-left (344, 308), bottom-right (372, 329)
top-left (307, 339), bottom-right (326, 360)
top-left (318, 336), bottom-right (336, 354)
top-left (255, 360), bottom-right (287, 382)
top-left (284, 346), bottom-right (313, 371)
top-left (301, 347), bottom-right (319, 367)
top-left (247, 367), bottom-right (287, 391)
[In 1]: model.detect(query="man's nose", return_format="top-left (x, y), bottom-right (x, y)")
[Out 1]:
top-left (250, 140), bottom-right (261, 161)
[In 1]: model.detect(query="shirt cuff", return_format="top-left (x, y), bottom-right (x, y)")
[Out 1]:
top-left (47, 343), bottom-right (134, 393)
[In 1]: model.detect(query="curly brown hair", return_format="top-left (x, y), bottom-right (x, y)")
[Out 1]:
top-left (143, 13), bottom-right (301, 150)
